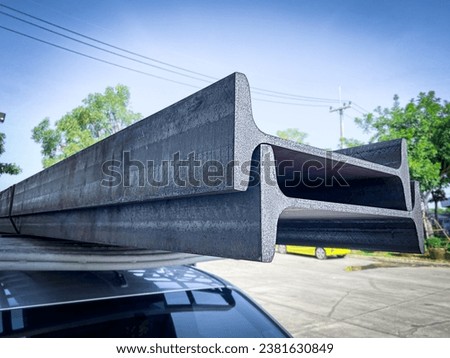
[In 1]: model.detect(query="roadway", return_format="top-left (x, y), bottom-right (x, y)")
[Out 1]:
top-left (199, 253), bottom-right (450, 337)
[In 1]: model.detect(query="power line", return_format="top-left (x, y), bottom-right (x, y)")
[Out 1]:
top-left (251, 88), bottom-right (342, 103)
top-left (0, 2), bottom-right (217, 81)
top-left (0, 21), bottom-right (340, 111)
top-left (252, 87), bottom-right (343, 103)
top-left (0, 25), bottom-right (201, 89)
top-left (0, 10), bottom-right (214, 85)
top-left (350, 106), bottom-right (367, 116)
top-left (0, 24), bottom-right (341, 108)
top-left (253, 98), bottom-right (330, 107)
top-left (352, 102), bottom-right (371, 114)
top-left (0, 23), bottom-right (335, 109)
top-left (0, 9), bottom-right (353, 106)
top-left (0, 2), bottom-right (346, 106)
top-left (1, 23), bottom-right (335, 111)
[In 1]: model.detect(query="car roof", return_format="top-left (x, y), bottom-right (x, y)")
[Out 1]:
top-left (0, 265), bottom-right (227, 311)
top-left (0, 234), bottom-right (212, 271)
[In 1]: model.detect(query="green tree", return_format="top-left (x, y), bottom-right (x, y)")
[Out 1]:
top-left (355, 91), bottom-right (450, 216)
top-left (276, 128), bottom-right (308, 144)
top-left (32, 84), bottom-right (141, 168)
top-left (0, 132), bottom-right (21, 177)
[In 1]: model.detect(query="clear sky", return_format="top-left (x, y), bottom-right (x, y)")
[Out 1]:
top-left (1, 0), bottom-right (449, 190)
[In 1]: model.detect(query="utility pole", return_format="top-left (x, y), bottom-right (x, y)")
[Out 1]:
top-left (330, 87), bottom-right (351, 149)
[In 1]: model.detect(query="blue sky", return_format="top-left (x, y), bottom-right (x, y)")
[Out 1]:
top-left (1, 0), bottom-right (450, 190)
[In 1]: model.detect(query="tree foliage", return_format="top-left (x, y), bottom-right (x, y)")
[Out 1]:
top-left (355, 91), bottom-right (450, 198)
top-left (276, 128), bottom-right (308, 144)
top-left (0, 132), bottom-right (21, 177)
top-left (32, 84), bottom-right (141, 168)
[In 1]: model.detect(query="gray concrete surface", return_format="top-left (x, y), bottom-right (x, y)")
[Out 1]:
top-left (199, 253), bottom-right (450, 337)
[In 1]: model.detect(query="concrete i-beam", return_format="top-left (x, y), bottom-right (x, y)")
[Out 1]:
top-left (0, 73), bottom-right (423, 265)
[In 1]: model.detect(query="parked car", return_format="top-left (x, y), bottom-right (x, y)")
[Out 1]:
top-left (0, 265), bottom-right (290, 337)
top-left (286, 245), bottom-right (351, 260)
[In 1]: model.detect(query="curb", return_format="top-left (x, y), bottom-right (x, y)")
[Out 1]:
top-left (349, 253), bottom-right (450, 268)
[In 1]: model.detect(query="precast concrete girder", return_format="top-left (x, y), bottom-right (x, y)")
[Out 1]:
top-left (0, 73), bottom-right (424, 266)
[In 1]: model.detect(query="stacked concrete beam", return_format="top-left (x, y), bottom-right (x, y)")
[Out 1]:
top-left (0, 73), bottom-right (423, 266)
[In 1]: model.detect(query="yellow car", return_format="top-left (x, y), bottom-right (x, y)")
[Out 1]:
top-left (286, 246), bottom-right (351, 260)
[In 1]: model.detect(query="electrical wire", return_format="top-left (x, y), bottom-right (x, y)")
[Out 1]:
top-left (0, 2), bottom-right (217, 81)
top-left (352, 102), bottom-right (371, 114)
top-left (0, 2), bottom-right (353, 107)
top-left (343, 113), bottom-right (356, 120)
top-left (350, 106), bottom-right (368, 116)
top-left (253, 97), bottom-right (329, 108)
top-left (0, 10), bottom-right (213, 85)
top-left (252, 87), bottom-right (342, 103)
top-left (0, 25), bottom-right (201, 89)
top-left (253, 98), bottom-right (330, 107)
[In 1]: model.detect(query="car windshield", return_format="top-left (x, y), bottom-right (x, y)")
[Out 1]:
top-left (0, 287), bottom-right (288, 338)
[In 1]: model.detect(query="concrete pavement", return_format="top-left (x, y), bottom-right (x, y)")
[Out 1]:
top-left (199, 253), bottom-right (450, 337)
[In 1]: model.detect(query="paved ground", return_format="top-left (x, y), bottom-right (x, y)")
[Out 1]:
top-left (199, 253), bottom-right (450, 337)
